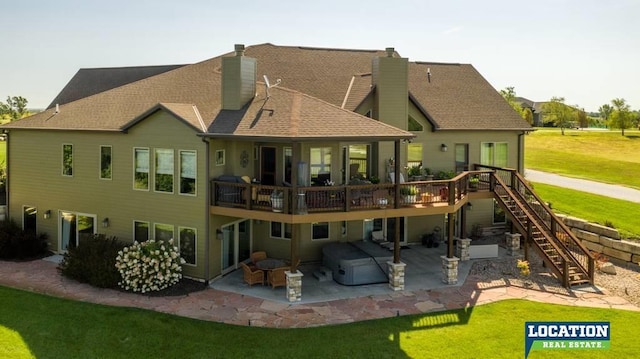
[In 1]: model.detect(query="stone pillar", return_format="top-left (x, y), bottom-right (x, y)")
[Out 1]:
top-left (285, 270), bottom-right (304, 302)
top-left (456, 238), bottom-right (472, 261)
top-left (441, 256), bottom-right (460, 284)
top-left (387, 261), bottom-right (406, 291)
top-left (505, 232), bottom-right (522, 256)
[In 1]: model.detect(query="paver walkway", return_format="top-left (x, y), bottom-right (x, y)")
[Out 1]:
top-left (1, 259), bottom-right (637, 328)
top-left (526, 169), bottom-right (640, 203)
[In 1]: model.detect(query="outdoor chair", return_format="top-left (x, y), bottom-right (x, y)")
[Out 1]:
top-left (241, 262), bottom-right (264, 287)
top-left (250, 251), bottom-right (267, 265)
top-left (267, 266), bottom-right (288, 289)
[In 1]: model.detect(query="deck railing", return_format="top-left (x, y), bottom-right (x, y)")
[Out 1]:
top-left (210, 171), bottom-right (491, 214)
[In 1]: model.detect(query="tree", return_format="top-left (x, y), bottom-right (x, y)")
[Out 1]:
top-left (499, 86), bottom-right (527, 120)
top-left (609, 98), bottom-right (633, 136)
top-left (0, 96), bottom-right (30, 121)
top-left (575, 105), bottom-right (588, 128)
top-left (598, 104), bottom-right (613, 125)
top-left (541, 96), bottom-right (576, 135)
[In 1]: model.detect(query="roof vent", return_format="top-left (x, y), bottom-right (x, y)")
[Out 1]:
top-left (427, 68), bottom-right (431, 83)
top-left (385, 47), bottom-right (395, 57)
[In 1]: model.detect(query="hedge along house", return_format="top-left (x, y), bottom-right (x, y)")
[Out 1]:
top-left (3, 43), bottom-right (592, 301)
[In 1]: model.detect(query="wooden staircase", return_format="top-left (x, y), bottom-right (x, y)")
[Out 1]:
top-left (488, 168), bottom-right (595, 287)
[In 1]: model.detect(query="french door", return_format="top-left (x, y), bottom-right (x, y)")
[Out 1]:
top-left (221, 219), bottom-right (251, 274)
top-left (59, 211), bottom-right (96, 251)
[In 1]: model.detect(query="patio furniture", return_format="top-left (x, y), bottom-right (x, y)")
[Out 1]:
top-left (250, 251), bottom-right (267, 265)
top-left (256, 258), bottom-right (286, 270)
top-left (241, 262), bottom-right (264, 287)
top-left (267, 266), bottom-right (288, 289)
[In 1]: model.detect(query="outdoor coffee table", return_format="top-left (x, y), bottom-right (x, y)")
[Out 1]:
top-left (256, 258), bottom-right (286, 270)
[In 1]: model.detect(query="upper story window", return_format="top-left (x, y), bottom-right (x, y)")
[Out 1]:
top-left (133, 148), bottom-right (149, 190)
top-left (481, 142), bottom-right (508, 167)
top-left (408, 116), bottom-right (423, 132)
top-left (407, 143), bottom-right (423, 169)
top-left (154, 149), bottom-right (174, 193)
top-left (62, 144), bottom-right (73, 176)
top-left (100, 145), bottom-right (112, 180)
top-left (310, 147), bottom-right (331, 185)
top-left (283, 147), bottom-right (292, 184)
top-left (179, 150), bottom-right (196, 195)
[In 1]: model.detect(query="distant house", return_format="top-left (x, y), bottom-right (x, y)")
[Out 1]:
top-left (2, 43), bottom-right (592, 299)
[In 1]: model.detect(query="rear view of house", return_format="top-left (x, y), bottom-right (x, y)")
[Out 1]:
top-left (2, 43), bottom-right (593, 300)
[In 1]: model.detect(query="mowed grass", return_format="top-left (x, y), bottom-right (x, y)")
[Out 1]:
top-left (525, 128), bottom-right (640, 189)
top-left (531, 182), bottom-right (640, 239)
top-left (2, 285), bottom-right (639, 359)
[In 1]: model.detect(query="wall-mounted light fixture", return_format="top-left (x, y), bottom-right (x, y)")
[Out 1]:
top-left (44, 210), bottom-right (51, 219)
top-left (102, 217), bottom-right (110, 228)
top-left (466, 202), bottom-right (473, 211)
top-left (216, 228), bottom-right (223, 240)
top-left (440, 143), bottom-right (448, 152)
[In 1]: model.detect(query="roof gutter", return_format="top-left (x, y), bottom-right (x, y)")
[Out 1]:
top-left (197, 133), bottom-right (415, 142)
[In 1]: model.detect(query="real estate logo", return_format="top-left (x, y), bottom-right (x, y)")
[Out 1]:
top-left (524, 321), bottom-right (610, 358)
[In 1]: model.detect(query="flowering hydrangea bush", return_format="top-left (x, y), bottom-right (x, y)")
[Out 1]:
top-left (115, 239), bottom-right (186, 293)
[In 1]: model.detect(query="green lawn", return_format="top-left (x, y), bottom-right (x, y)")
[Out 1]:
top-left (525, 128), bottom-right (640, 238)
top-left (525, 128), bottom-right (640, 189)
top-left (531, 183), bottom-right (640, 239)
top-left (1, 285), bottom-right (639, 358)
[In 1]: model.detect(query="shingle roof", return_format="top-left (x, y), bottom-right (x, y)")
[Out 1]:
top-left (4, 43), bottom-right (530, 135)
top-left (47, 65), bottom-right (186, 109)
top-left (207, 84), bottom-right (412, 141)
top-left (408, 62), bottom-right (530, 130)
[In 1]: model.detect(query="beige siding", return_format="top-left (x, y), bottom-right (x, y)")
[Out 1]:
top-left (7, 111), bottom-right (208, 279)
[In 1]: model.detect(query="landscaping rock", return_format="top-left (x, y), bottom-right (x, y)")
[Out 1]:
top-left (599, 262), bottom-right (617, 275)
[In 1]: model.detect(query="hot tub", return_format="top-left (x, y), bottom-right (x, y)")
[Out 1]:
top-left (322, 241), bottom-right (392, 285)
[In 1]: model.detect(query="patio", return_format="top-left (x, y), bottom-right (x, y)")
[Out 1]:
top-left (210, 241), bottom-right (508, 304)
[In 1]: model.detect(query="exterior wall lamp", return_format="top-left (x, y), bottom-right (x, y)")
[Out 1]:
top-left (440, 143), bottom-right (448, 152)
top-left (216, 228), bottom-right (223, 240)
top-left (102, 217), bottom-right (109, 228)
top-left (466, 202), bottom-right (473, 211)
top-left (44, 210), bottom-right (51, 219)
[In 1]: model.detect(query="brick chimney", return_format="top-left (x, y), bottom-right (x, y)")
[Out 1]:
top-left (371, 47), bottom-right (408, 129)
top-left (221, 44), bottom-right (256, 110)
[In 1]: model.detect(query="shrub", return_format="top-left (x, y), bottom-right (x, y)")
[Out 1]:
top-left (0, 219), bottom-right (48, 260)
top-left (517, 259), bottom-right (530, 276)
top-left (115, 239), bottom-right (185, 293)
top-left (58, 234), bottom-right (126, 288)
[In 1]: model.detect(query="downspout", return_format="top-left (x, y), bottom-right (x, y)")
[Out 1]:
top-left (3, 130), bottom-right (9, 221)
top-left (202, 137), bottom-right (211, 285)
top-left (517, 131), bottom-right (525, 173)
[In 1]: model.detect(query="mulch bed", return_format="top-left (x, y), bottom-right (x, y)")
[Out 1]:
top-left (144, 278), bottom-right (208, 297)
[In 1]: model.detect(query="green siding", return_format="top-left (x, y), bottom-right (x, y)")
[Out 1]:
top-left (7, 110), bottom-right (208, 279)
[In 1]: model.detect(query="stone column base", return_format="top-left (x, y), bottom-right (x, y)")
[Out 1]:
top-left (505, 232), bottom-right (522, 256)
top-left (387, 261), bottom-right (406, 291)
top-left (285, 270), bottom-right (304, 302)
top-left (456, 238), bottom-right (472, 261)
top-left (441, 256), bottom-right (460, 284)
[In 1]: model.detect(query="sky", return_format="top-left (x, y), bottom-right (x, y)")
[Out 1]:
top-left (2, 0), bottom-right (639, 112)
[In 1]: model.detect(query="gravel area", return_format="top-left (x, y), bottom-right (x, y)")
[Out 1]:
top-left (470, 249), bottom-right (640, 306)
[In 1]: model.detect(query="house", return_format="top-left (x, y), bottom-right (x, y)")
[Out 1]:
top-left (1, 43), bottom-right (593, 300)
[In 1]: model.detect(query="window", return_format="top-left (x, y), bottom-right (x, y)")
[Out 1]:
top-left (408, 116), bottom-right (423, 131)
top-left (283, 147), bottom-right (292, 184)
top-left (133, 221), bottom-right (149, 243)
top-left (155, 149), bottom-right (174, 193)
top-left (23, 206), bottom-right (37, 234)
top-left (312, 222), bottom-right (329, 240)
top-left (179, 150), bottom-right (196, 195)
top-left (363, 217), bottom-right (407, 243)
top-left (134, 148), bottom-right (149, 190)
top-left (270, 222), bottom-right (291, 240)
top-left (455, 144), bottom-right (469, 172)
top-left (154, 223), bottom-right (174, 241)
top-left (62, 144), bottom-right (73, 176)
top-left (179, 227), bottom-right (196, 265)
top-left (215, 149), bottom-right (225, 166)
top-left (310, 147), bottom-right (331, 184)
top-left (100, 145), bottom-right (112, 180)
top-left (481, 142), bottom-right (508, 167)
top-left (349, 145), bottom-right (368, 179)
top-left (407, 143), bottom-right (423, 168)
